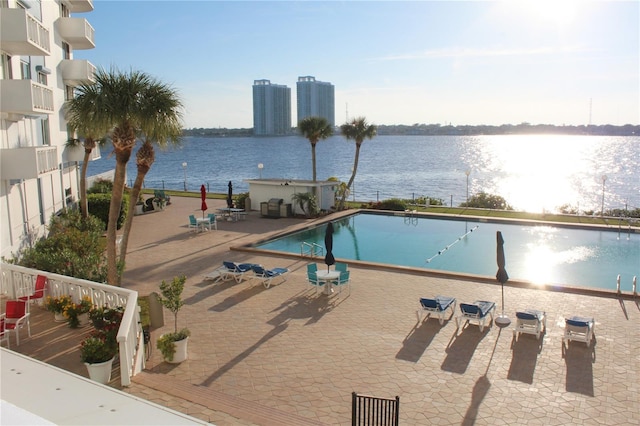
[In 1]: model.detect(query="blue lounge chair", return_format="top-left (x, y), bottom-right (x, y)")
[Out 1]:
top-left (417, 296), bottom-right (456, 325)
top-left (563, 316), bottom-right (595, 347)
top-left (251, 265), bottom-right (289, 289)
top-left (456, 300), bottom-right (496, 332)
top-left (513, 309), bottom-right (546, 340)
top-left (222, 261), bottom-right (255, 283)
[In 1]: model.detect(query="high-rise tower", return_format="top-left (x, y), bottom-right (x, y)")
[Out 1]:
top-left (296, 76), bottom-right (335, 127)
top-left (252, 79), bottom-right (291, 136)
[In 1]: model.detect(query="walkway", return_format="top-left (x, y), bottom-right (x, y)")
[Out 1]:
top-left (10, 197), bottom-right (640, 425)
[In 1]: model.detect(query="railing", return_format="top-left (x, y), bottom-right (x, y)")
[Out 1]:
top-left (352, 392), bottom-right (399, 426)
top-left (0, 263), bottom-right (143, 387)
top-left (26, 11), bottom-right (51, 53)
top-left (301, 241), bottom-right (324, 257)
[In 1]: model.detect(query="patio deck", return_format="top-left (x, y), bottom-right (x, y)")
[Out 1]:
top-left (6, 196), bottom-right (639, 425)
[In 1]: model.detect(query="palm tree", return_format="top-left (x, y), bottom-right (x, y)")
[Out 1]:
top-left (65, 82), bottom-right (110, 219)
top-left (67, 67), bottom-right (180, 285)
top-left (298, 116), bottom-right (333, 182)
top-left (338, 117), bottom-right (377, 210)
top-left (118, 82), bottom-right (183, 264)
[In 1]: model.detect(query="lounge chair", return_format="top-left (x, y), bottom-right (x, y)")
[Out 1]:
top-left (416, 296), bottom-right (456, 325)
top-left (203, 265), bottom-right (232, 284)
top-left (222, 261), bottom-right (255, 283)
top-left (513, 309), bottom-right (546, 340)
top-left (456, 300), bottom-right (496, 332)
top-left (251, 265), bottom-right (289, 289)
top-left (563, 316), bottom-right (595, 347)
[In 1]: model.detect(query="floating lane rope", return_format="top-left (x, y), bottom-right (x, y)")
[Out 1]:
top-left (425, 225), bottom-right (479, 263)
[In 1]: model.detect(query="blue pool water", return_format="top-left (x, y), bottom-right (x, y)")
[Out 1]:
top-left (254, 212), bottom-right (640, 291)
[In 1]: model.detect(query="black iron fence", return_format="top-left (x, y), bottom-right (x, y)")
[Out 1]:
top-left (352, 392), bottom-right (399, 426)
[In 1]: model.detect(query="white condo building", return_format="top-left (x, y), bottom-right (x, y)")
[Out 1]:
top-left (296, 76), bottom-right (335, 127)
top-left (0, 0), bottom-right (98, 259)
top-left (252, 79), bottom-right (291, 136)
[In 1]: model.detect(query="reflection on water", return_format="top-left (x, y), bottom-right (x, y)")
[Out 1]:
top-left (255, 213), bottom-right (639, 291)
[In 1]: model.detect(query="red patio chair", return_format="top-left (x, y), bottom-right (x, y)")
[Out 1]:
top-left (4, 300), bottom-right (30, 346)
top-left (18, 274), bottom-right (48, 311)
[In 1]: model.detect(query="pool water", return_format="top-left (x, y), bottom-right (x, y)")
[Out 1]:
top-left (254, 212), bottom-right (640, 291)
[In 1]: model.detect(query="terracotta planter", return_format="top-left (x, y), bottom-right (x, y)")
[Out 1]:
top-left (84, 357), bottom-right (114, 384)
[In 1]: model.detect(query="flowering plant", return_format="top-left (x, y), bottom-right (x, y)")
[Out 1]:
top-left (80, 333), bottom-right (117, 364)
top-left (44, 295), bottom-right (72, 314)
top-left (63, 296), bottom-right (93, 328)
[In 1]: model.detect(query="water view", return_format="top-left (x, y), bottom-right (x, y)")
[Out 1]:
top-left (88, 134), bottom-right (640, 214)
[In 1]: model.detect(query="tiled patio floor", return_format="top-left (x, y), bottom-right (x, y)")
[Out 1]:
top-left (7, 196), bottom-right (639, 425)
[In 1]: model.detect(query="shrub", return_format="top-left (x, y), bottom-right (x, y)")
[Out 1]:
top-left (460, 192), bottom-right (513, 210)
top-left (235, 192), bottom-right (250, 210)
top-left (379, 198), bottom-right (407, 211)
top-left (88, 193), bottom-right (128, 230)
top-left (87, 178), bottom-right (113, 194)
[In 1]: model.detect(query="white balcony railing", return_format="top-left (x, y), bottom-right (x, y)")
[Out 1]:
top-left (55, 17), bottom-right (95, 50)
top-left (0, 263), bottom-right (144, 387)
top-left (0, 146), bottom-right (58, 181)
top-left (0, 79), bottom-right (54, 115)
top-left (0, 8), bottom-right (51, 56)
top-left (59, 59), bottom-right (96, 86)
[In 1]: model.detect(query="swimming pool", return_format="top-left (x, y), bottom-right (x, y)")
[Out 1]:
top-left (253, 212), bottom-right (640, 292)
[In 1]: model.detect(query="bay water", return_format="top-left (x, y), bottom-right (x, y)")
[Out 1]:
top-left (88, 134), bottom-right (640, 214)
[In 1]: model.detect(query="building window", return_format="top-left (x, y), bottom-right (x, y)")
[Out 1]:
top-left (62, 42), bottom-right (71, 60)
top-left (41, 118), bottom-right (50, 146)
top-left (0, 54), bottom-right (12, 79)
top-left (65, 85), bottom-right (75, 101)
top-left (37, 71), bottom-right (47, 85)
top-left (20, 60), bottom-right (31, 80)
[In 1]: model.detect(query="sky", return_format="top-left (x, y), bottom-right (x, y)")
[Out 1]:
top-left (75, 0), bottom-right (640, 129)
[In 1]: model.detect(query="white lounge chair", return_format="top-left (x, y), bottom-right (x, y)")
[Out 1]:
top-left (563, 316), bottom-right (595, 347)
top-left (417, 296), bottom-right (456, 325)
top-left (222, 261), bottom-right (256, 283)
top-left (513, 309), bottom-right (546, 340)
top-left (202, 266), bottom-right (231, 284)
top-left (456, 300), bottom-right (496, 332)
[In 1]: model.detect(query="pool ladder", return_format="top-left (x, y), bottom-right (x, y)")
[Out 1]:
top-left (617, 274), bottom-right (638, 296)
top-left (301, 242), bottom-right (324, 258)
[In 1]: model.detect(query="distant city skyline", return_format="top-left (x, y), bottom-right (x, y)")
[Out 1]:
top-left (76, 1), bottom-right (639, 128)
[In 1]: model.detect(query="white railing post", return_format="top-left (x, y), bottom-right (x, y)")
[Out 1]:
top-left (616, 274), bottom-right (621, 294)
top-left (633, 276), bottom-right (637, 296)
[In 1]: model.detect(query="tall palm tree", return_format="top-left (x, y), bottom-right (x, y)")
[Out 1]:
top-left (65, 82), bottom-right (110, 218)
top-left (298, 116), bottom-right (333, 182)
top-left (118, 82), bottom-right (183, 265)
top-left (338, 117), bottom-right (377, 210)
top-left (68, 67), bottom-right (178, 285)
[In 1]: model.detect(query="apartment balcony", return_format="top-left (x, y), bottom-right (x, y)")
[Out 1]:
top-left (0, 8), bottom-right (51, 56)
top-left (55, 17), bottom-right (95, 50)
top-left (0, 80), bottom-right (54, 116)
top-left (59, 59), bottom-right (96, 86)
top-left (63, 143), bottom-right (101, 163)
top-left (0, 146), bottom-right (58, 180)
top-left (66, 0), bottom-right (94, 13)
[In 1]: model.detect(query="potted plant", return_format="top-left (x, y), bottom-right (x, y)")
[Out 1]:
top-left (135, 194), bottom-right (145, 215)
top-left (45, 295), bottom-right (73, 322)
top-left (153, 195), bottom-right (167, 211)
top-left (63, 296), bottom-right (93, 328)
top-left (156, 275), bottom-right (190, 363)
top-left (80, 333), bottom-right (118, 384)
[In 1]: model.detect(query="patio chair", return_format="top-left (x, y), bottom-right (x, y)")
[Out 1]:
top-left (513, 309), bottom-right (546, 340)
top-left (332, 270), bottom-right (351, 295)
top-left (251, 265), bottom-right (289, 289)
top-left (4, 300), bottom-right (30, 346)
top-left (563, 315), bottom-right (595, 347)
top-left (307, 270), bottom-right (325, 294)
top-left (207, 213), bottom-right (218, 231)
top-left (456, 300), bottom-right (495, 332)
top-left (0, 314), bottom-right (9, 348)
top-left (307, 263), bottom-right (318, 274)
top-left (417, 296), bottom-right (456, 325)
top-left (222, 261), bottom-right (255, 283)
top-left (188, 215), bottom-right (198, 232)
top-left (335, 262), bottom-right (348, 273)
top-left (18, 274), bottom-right (48, 312)
top-left (203, 265), bottom-right (232, 284)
